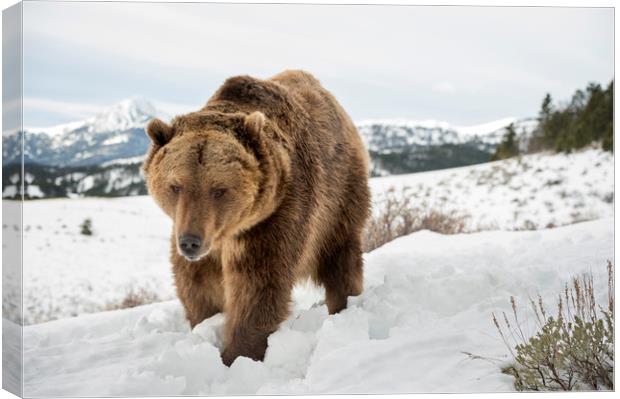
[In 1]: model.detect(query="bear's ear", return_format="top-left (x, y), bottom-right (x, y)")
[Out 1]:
top-left (146, 118), bottom-right (174, 146)
top-left (243, 111), bottom-right (265, 137)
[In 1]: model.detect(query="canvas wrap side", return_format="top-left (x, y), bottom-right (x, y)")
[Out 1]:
top-left (2, 2), bottom-right (24, 396)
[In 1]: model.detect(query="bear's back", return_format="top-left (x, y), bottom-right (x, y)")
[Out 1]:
top-left (208, 74), bottom-right (296, 119)
top-left (207, 70), bottom-right (367, 182)
top-left (207, 71), bottom-right (370, 282)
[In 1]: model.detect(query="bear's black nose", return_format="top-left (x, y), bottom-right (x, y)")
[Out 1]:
top-left (178, 234), bottom-right (202, 258)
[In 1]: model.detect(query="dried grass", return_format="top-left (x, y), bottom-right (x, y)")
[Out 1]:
top-left (106, 287), bottom-right (161, 311)
top-left (363, 187), bottom-right (469, 252)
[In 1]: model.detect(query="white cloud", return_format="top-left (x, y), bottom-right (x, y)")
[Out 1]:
top-left (20, 2), bottom-right (614, 125)
top-left (23, 98), bottom-right (105, 120)
top-left (433, 81), bottom-right (456, 94)
top-left (23, 97), bottom-right (201, 127)
top-left (150, 100), bottom-right (201, 118)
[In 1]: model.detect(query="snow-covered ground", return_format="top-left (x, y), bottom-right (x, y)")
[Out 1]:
top-left (2, 147), bottom-right (613, 325)
top-left (16, 218), bottom-right (613, 396)
top-left (371, 147), bottom-right (613, 230)
top-left (2, 146), bottom-right (614, 395)
top-left (13, 197), bottom-right (175, 325)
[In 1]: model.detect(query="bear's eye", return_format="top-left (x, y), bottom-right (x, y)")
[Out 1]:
top-left (211, 188), bottom-right (227, 199)
top-left (170, 184), bottom-right (181, 194)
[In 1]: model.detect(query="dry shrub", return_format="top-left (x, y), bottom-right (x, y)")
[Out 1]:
top-left (80, 218), bottom-right (93, 236)
top-left (363, 187), bottom-right (469, 252)
top-left (106, 287), bottom-right (161, 311)
top-left (494, 261), bottom-right (614, 391)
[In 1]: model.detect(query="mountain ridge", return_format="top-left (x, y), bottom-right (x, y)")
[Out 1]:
top-left (25, 96), bottom-right (169, 136)
top-left (2, 97), bottom-right (536, 198)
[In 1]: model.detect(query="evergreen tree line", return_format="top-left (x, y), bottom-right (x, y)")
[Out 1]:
top-left (492, 80), bottom-right (613, 160)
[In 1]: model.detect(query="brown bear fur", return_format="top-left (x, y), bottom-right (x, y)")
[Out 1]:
top-left (143, 70), bottom-right (370, 366)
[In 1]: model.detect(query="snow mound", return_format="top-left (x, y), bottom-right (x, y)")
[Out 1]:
top-left (20, 218), bottom-right (613, 396)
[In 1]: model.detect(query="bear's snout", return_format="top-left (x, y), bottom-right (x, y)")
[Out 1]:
top-left (178, 234), bottom-right (204, 260)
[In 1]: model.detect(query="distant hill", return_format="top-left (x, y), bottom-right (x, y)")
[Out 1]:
top-left (358, 118), bottom-right (537, 176)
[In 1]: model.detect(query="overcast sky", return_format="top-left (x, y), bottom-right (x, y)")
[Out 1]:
top-left (21, 1), bottom-right (614, 127)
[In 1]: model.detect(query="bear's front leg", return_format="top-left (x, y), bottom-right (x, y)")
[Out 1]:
top-left (221, 252), bottom-right (293, 366)
top-left (172, 250), bottom-right (225, 328)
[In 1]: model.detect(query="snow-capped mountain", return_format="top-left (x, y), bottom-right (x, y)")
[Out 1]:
top-left (86, 97), bottom-right (165, 134)
top-left (2, 97), bottom-right (167, 167)
top-left (26, 97), bottom-right (167, 136)
top-left (3, 97), bottom-right (528, 169)
top-left (358, 117), bottom-right (515, 152)
top-left (358, 117), bottom-right (537, 176)
top-left (2, 97), bottom-right (536, 198)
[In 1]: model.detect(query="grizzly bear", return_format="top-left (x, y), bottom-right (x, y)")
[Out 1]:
top-left (143, 70), bottom-right (370, 366)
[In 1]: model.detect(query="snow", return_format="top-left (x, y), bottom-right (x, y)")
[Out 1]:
top-left (2, 185), bottom-right (18, 197)
top-left (370, 147), bottom-right (613, 230)
top-left (3, 148), bottom-right (612, 327)
top-left (1, 146), bottom-right (613, 394)
top-left (357, 121), bottom-right (463, 151)
top-left (11, 197), bottom-right (175, 325)
top-left (101, 155), bottom-right (145, 167)
top-left (358, 116), bottom-right (517, 138)
top-left (357, 117), bottom-right (539, 157)
top-left (25, 185), bottom-right (44, 198)
top-left (76, 175), bottom-right (96, 192)
top-left (17, 217), bottom-right (613, 396)
top-left (455, 117), bottom-right (518, 137)
top-left (104, 169), bottom-right (134, 192)
top-left (25, 120), bottom-right (87, 137)
top-left (86, 97), bottom-right (167, 134)
top-left (102, 133), bottom-right (130, 145)
top-left (28, 103), bottom-right (512, 141)
top-left (3, 183), bottom-right (45, 198)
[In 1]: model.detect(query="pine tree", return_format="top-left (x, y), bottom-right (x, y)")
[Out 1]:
top-left (530, 81), bottom-right (613, 153)
top-left (528, 94), bottom-right (553, 152)
top-left (540, 93), bottom-right (553, 122)
top-left (602, 81), bottom-right (614, 152)
top-left (492, 123), bottom-right (519, 160)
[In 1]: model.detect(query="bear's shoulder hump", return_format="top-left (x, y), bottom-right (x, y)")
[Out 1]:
top-left (212, 75), bottom-right (287, 107)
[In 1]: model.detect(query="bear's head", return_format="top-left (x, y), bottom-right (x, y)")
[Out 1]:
top-left (143, 111), bottom-right (287, 261)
